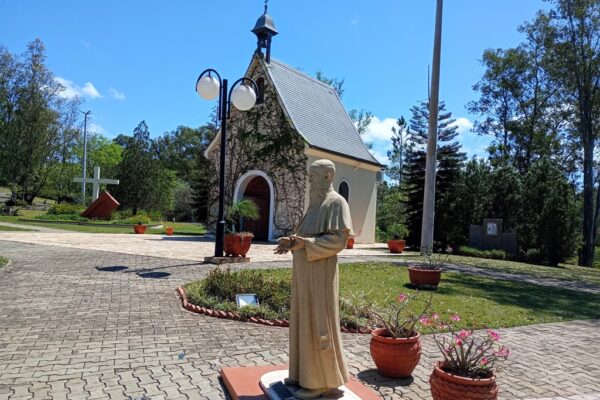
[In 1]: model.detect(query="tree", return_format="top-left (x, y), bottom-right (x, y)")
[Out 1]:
top-left (386, 117), bottom-right (408, 184)
top-left (113, 121), bottom-right (176, 213)
top-left (521, 158), bottom-right (579, 265)
top-left (0, 39), bottom-right (80, 203)
top-left (154, 125), bottom-right (206, 184)
top-left (468, 24), bottom-right (566, 173)
top-left (542, 0), bottom-right (600, 266)
top-left (403, 101), bottom-right (466, 248)
top-left (315, 70), bottom-right (345, 98)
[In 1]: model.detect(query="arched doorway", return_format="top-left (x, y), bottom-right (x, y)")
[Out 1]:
top-left (242, 176), bottom-right (271, 241)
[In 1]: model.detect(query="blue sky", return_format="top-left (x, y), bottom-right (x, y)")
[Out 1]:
top-left (0, 0), bottom-right (550, 164)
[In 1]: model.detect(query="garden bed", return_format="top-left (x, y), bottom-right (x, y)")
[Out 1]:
top-left (181, 262), bottom-right (600, 331)
top-left (19, 218), bottom-right (162, 228)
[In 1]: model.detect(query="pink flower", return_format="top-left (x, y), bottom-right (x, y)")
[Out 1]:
top-left (487, 329), bottom-right (500, 341)
top-left (436, 323), bottom-right (450, 331)
top-left (419, 316), bottom-right (433, 326)
top-left (480, 357), bottom-right (489, 366)
top-left (451, 314), bottom-right (461, 322)
top-left (494, 346), bottom-right (511, 358)
top-left (431, 313), bottom-right (440, 320)
top-left (444, 345), bottom-right (453, 354)
top-left (397, 293), bottom-right (408, 303)
top-left (458, 329), bottom-right (471, 340)
top-left (455, 338), bottom-right (463, 347)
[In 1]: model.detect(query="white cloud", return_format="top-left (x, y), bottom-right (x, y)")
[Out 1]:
top-left (362, 116), bottom-right (400, 142)
top-left (109, 88), bottom-right (125, 100)
top-left (87, 122), bottom-right (107, 136)
top-left (450, 117), bottom-right (474, 134)
top-left (55, 77), bottom-right (102, 99)
top-left (81, 82), bottom-right (102, 98)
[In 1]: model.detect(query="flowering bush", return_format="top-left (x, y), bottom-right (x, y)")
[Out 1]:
top-left (347, 292), bottom-right (432, 338)
top-left (421, 314), bottom-right (511, 378)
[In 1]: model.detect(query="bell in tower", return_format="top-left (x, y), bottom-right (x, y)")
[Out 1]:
top-left (252, 0), bottom-right (278, 64)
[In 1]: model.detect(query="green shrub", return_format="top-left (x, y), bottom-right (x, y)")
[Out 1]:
top-left (524, 248), bottom-right (544, 265)
top-left (35, 213), bottom-right (89, 222)
top-left (47, 203), bottom-right (85, 215)
top-left (203, 268), bottom-right (291, 315)
top-left (458, 246), bottom-right (506, 260)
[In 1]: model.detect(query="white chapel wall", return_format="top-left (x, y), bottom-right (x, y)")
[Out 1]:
top-left (305, 154), bottom-right (378, 243)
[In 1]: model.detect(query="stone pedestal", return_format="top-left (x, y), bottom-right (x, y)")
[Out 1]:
top-left (220, 365), bottom-right (379, 400)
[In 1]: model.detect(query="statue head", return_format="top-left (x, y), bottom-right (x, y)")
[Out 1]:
top-left (308, 159), bottom-right (335, 202)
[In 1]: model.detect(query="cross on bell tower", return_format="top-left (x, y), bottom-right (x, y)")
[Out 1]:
top-left (252, 0), bottom-right (278, 63)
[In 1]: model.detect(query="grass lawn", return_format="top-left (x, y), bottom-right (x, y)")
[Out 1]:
top-left (0, 214), bottom-right (206, 235)
top-left (0, 256), bottom-right (7, 267)
top-left (401, 253), bottom-right (600, 287)
top-left (0, 225), bottom-right (35, 232)
top-left (185, 262), bottom-right (600, 330)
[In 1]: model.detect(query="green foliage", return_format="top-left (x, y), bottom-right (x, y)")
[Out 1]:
top-left (521, 158), bottom-right (579, 265)
top-left (386, 116), bottom-right (408, 183)
top-left (0, 256), bottom-right (7, 268)
top-left (47, 203), bottom-right (85, 215)
top-left (403, 101), bottom-right (466, 248)
top-left (386, 223), bottom-right (408, 241)
top-left (201, 268), bottom-right (291, 317)
top-left (458, 246), bottom-right (506, 260)
top-left (0, 39), bottom-right (82, 204)
top-left (35, 213), bottom-right (88, 222)
top-left (227, 199), bottom-right (259, 233)
top-left (112, 121), bottom-right (177, 213)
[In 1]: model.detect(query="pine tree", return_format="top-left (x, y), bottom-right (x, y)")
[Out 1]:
top-left (403, 101), bottom-right (466, 248)
top-left (386, 116), bottom-right (408, 184)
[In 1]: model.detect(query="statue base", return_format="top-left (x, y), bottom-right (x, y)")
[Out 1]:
top-left (220, 365), bottom-right (379, 400)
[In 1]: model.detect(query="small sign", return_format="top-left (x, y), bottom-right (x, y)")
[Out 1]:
top-left (486, 222), bottom-right (498, 236)
top-left (236, 294), bottom-right (259, 307)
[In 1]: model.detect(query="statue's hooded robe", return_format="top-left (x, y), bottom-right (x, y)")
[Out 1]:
top-left (289, 189), bottom-right (353, 389)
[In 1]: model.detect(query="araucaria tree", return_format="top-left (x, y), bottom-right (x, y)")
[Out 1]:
top-left (403, 101), bottom-right (466, 248)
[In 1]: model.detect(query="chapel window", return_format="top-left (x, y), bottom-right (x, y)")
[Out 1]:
top-left (339, 181), bottom-right (349, 202)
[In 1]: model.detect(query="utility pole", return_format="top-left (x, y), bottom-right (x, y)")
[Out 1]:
top-left (80, 110), bottom-right (92, 205)
top-left (420, 0), bottom-right (443, 255)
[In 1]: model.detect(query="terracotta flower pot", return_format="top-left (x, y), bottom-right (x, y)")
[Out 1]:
top-left (369, 328), bottom-right (421, 378)
top-left (387, 239), bottom-right (406, 253)
top-left (346, 237), bottom-right (355, 249)
top-left (165, 227), bottom-right (174, 236)
top-left (133, 224), bottom-right (147, 234)
top-left (224, 232), bottom-right (254, 257)
top-left (430, 361), bottom-right (498, 400)
top-left (408, 266), bottom-right (442, 288)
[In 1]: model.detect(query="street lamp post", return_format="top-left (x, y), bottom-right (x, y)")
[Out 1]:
top-left (80, 110), bottom-right (92, 205)
top-left (195, 69), bottom-right (258, 258)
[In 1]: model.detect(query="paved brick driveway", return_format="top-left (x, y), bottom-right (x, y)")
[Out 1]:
top-left (0, 241), bottom-right (599, 399)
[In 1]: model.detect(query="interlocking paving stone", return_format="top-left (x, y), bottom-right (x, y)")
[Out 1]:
top-left (0, 241), bottom-right (599, 399)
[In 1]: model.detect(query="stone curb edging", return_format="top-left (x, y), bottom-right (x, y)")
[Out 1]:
top-left (176, 286), bottom-right (372, 334)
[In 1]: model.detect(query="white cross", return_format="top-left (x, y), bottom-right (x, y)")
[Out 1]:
top-left (73, 166), bottom-right (120, 202)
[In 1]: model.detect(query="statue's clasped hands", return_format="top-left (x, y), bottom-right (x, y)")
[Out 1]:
top-left (274, 235), bottom-right (305, 254)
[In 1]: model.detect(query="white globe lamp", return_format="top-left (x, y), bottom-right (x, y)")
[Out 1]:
top-left (196, 76), bottom-right (220, 100)
top-left (231, 84), bottom-right (257, 111)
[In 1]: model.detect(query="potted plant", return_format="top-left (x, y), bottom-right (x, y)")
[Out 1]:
top-left (165, 226), bottom-right (174, 236)
top-left (351, 292), bottom-right (432, 378)
top-left (346, 235), bottom-right (355, 249)
top-left (423, 314), bottom-right (510, 400)
top-left (387, 223), bottom-right (408, 253)
top-left (224, 199), bottom-right (259, 257)
top-left (408, 254), bottom-right (445, 288)
top-left (131, 214), bottom-right (150, 234)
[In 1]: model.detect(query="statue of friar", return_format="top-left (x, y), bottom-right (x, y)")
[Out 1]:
top-left (274, 159), bottom-right (353, 399)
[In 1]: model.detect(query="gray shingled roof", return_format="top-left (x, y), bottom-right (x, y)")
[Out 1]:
top-left (265, 59), bottom-right (382, 166)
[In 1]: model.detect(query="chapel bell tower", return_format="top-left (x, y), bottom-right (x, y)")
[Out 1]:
top-left (252, 1), bottom-right (278, 63)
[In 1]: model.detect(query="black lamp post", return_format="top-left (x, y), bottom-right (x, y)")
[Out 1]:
top-left (196, 69), bottom-right (259, 258)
